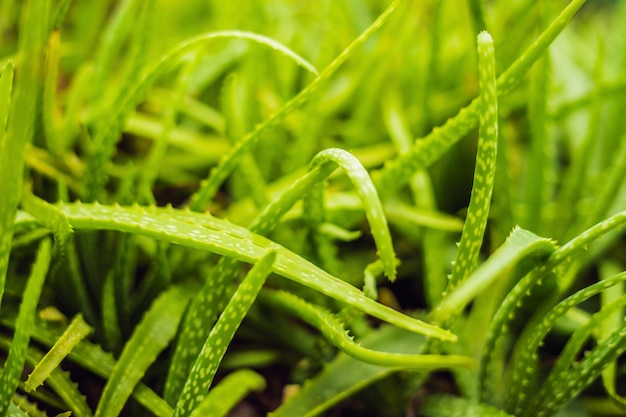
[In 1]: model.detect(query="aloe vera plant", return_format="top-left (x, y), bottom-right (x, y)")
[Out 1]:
top-left (1, 0), bottom-right (625, 416)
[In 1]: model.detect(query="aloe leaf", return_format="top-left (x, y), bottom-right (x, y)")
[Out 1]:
top-left (522, 10), bottom-right (552, 234)
top-left (374, 0), bottom-right (588, 196)
top-left (85, 30), bottom-right (318, 201)
top-left (101, 268), bottom-right (122, 354)
top-left (43, 29), bottom-right (61, 154)
top-left (101, 231), bottom-right (137, 353)
top-left (0, 239), bottom-right (52, 416)
top-left (480, 267), bottom-right (554, 405)
top-left (94, 285), bottom-right (192, 417)
top-left (188, 0), bottom-right (402, 209)
top-left (6, 403), bottom-right (30, 417)
top-left (163, 258), bottom-right (230, 405)
top-left (139, 54), bottom-right (198, 202)
top-left (383, 201), bottom-right (463, 233)
top-left (420, 395), bottom-right (515, 417)
top-left (0, 61), bottom-right (13, 134)
top-left (57, 63), bottom-right (92, 153)
top-left (382, 91), bottom-right (450, 307)
top-left (51, 237), bottom-right (98, 327)
top-left (119, 0), bottom-right (155, 110)
top-left (45, 202), bottom-right (454, 340)
top-left (50, 0), bottom-right (73, 30)
top-left (506, 272), bottom-right (626, 415)
top-left (480, 211), bottom-right (626, 403)
top-left (269, 325), bottom-right (427, 417)
top-left (519, 280), bottom-right (626, 417)
top-left (25, 314), bottom-right (92, 392)
top-left (0, 0), bottom-right (48, 305)
top-left (527, 321), bottom-right (626, 417)
top-left (12, 396), bottom-right (46, 417)
top-left (42, 367), bottom-right (92, 417)
top-left (188, 370), bottom-right (265, 417)
top-left (586, 138), bottom-right (626, 229)
top-left (172, 251), bottom-right (275, 417)
top-left (88, 0), bottom-right (139, 109)
top-left (220, 73), bottom-right (270, 208)
top-left (0, 313), bottom-right (172, 417)
top-left (447, 30), bottom-right (498, 293)
top-left (0, 335), bottom-right (92, 417)
top-left (429, 227), bottom-right (555, 401)
top-left (550, 210), bottom-right (626, 266)
top-left (308, 148), bottom-right (397, 280)
top-left (165, 156), bottom-right (337, 403)
top-left (431, 227), bottom-right (556, 325)
top-left (260, 290), bottom-right (474, 369)
top-left (599, 263), bottom-right (626, 411)
top-left (20, 190), bottom-right (73, 249)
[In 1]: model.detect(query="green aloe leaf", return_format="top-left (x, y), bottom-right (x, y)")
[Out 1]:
top-left (260, 290), bottom-right (473, 369)
top-left (269, 324), bottom-right (428, 417)
top-left (307, 148), bottom-right (397, 280)
top-left (21, 317), bottom-right (172, 417)
top-left (374, 0), bottom-right (588, 196)
top-left (172, 251), bottom-right (275, 417)
top-left (0, 0), bottom-right (48, 306)
top-left (431, 227), bottom-right (556, 325)
top-left (165, 152), bottom-right (339, 403)
top-left (420, 395), bottom-right (515, 417)
top-left (506, 272), bottom-right (626, 415)
top-left (20, 190), bottom-right (73, 249)
top-left (25, 314), bottom-right (91, 392)
top-left (0, 61), bottom-right (13, 134)
top-left (480, 211), bottom-right (626, 404)
top-left (188, 0), bottom-right (402, 209)
top-left (513, 273), bottom-right (626, 417)
top-left (0, 239), bottom-right (52, 416)
top-left (188, 370), bottom-right (265, 417)
top-left (94, 285), bottom-right (191, 417)
top-left (84, 30), bottom-right (318, 201)
top-left (447, 30), bottom-right (498, 293)
top-left (528, 321), bottom-right (626, 417)
top-left (0, 335), bottom-right (92, 417)
top-left (16, 202), bottom-right (454, 340)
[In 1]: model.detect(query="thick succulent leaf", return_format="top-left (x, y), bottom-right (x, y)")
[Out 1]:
top-left (260, 290), bottom-right (473, 369)
top-left (0, 312), bottom-right (173, 417)
top-left (0, 61), bottom-right (13, 135)
top-left (307, 148), bottom-right (397, 281)
top-left (420, 395), bottom-right (515, 417)
top-left (188, 0), bottom-right (402, 208)
top-left (374, 0), bottom-right (588, 195)
top-left (165, 156), bottom-right (339, 403)
top-left (16, 203), bottom-right (455, 341)
top-left (0, 0), bottom-right (48, 306)
top-left (85, 29), bottom-right (317, 201)
top-left (0, 239), bottom-right (51, 416)
top-left (94, 285), bottom-right (191, 417)
top-left (0, 335), bottom-right (92, 417)
top-left (447, 30), bottom-right (498, 292)
top-left (506, 272), bottom-right (626, 415)
top-left (173, 251), bottom-right (275, 417)
top-left (480, 211), bottom-right (626, 403)
top-left (20, 190), bottom-right (73, 249)
top-left (188, 369), bottom-right (265, 417)
top-left (431, 227), bottom-right (556, 324)
top-left (25, 314), bottom-right (91, 392)
top-left (269, 325), bottom-right (427, 417)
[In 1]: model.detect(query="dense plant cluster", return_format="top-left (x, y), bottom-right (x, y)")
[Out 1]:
top-left (1, 0), bottom-right (625, 416)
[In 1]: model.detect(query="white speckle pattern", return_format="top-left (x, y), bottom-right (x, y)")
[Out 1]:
top-left (447, 31), bottom-right (498, 293)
